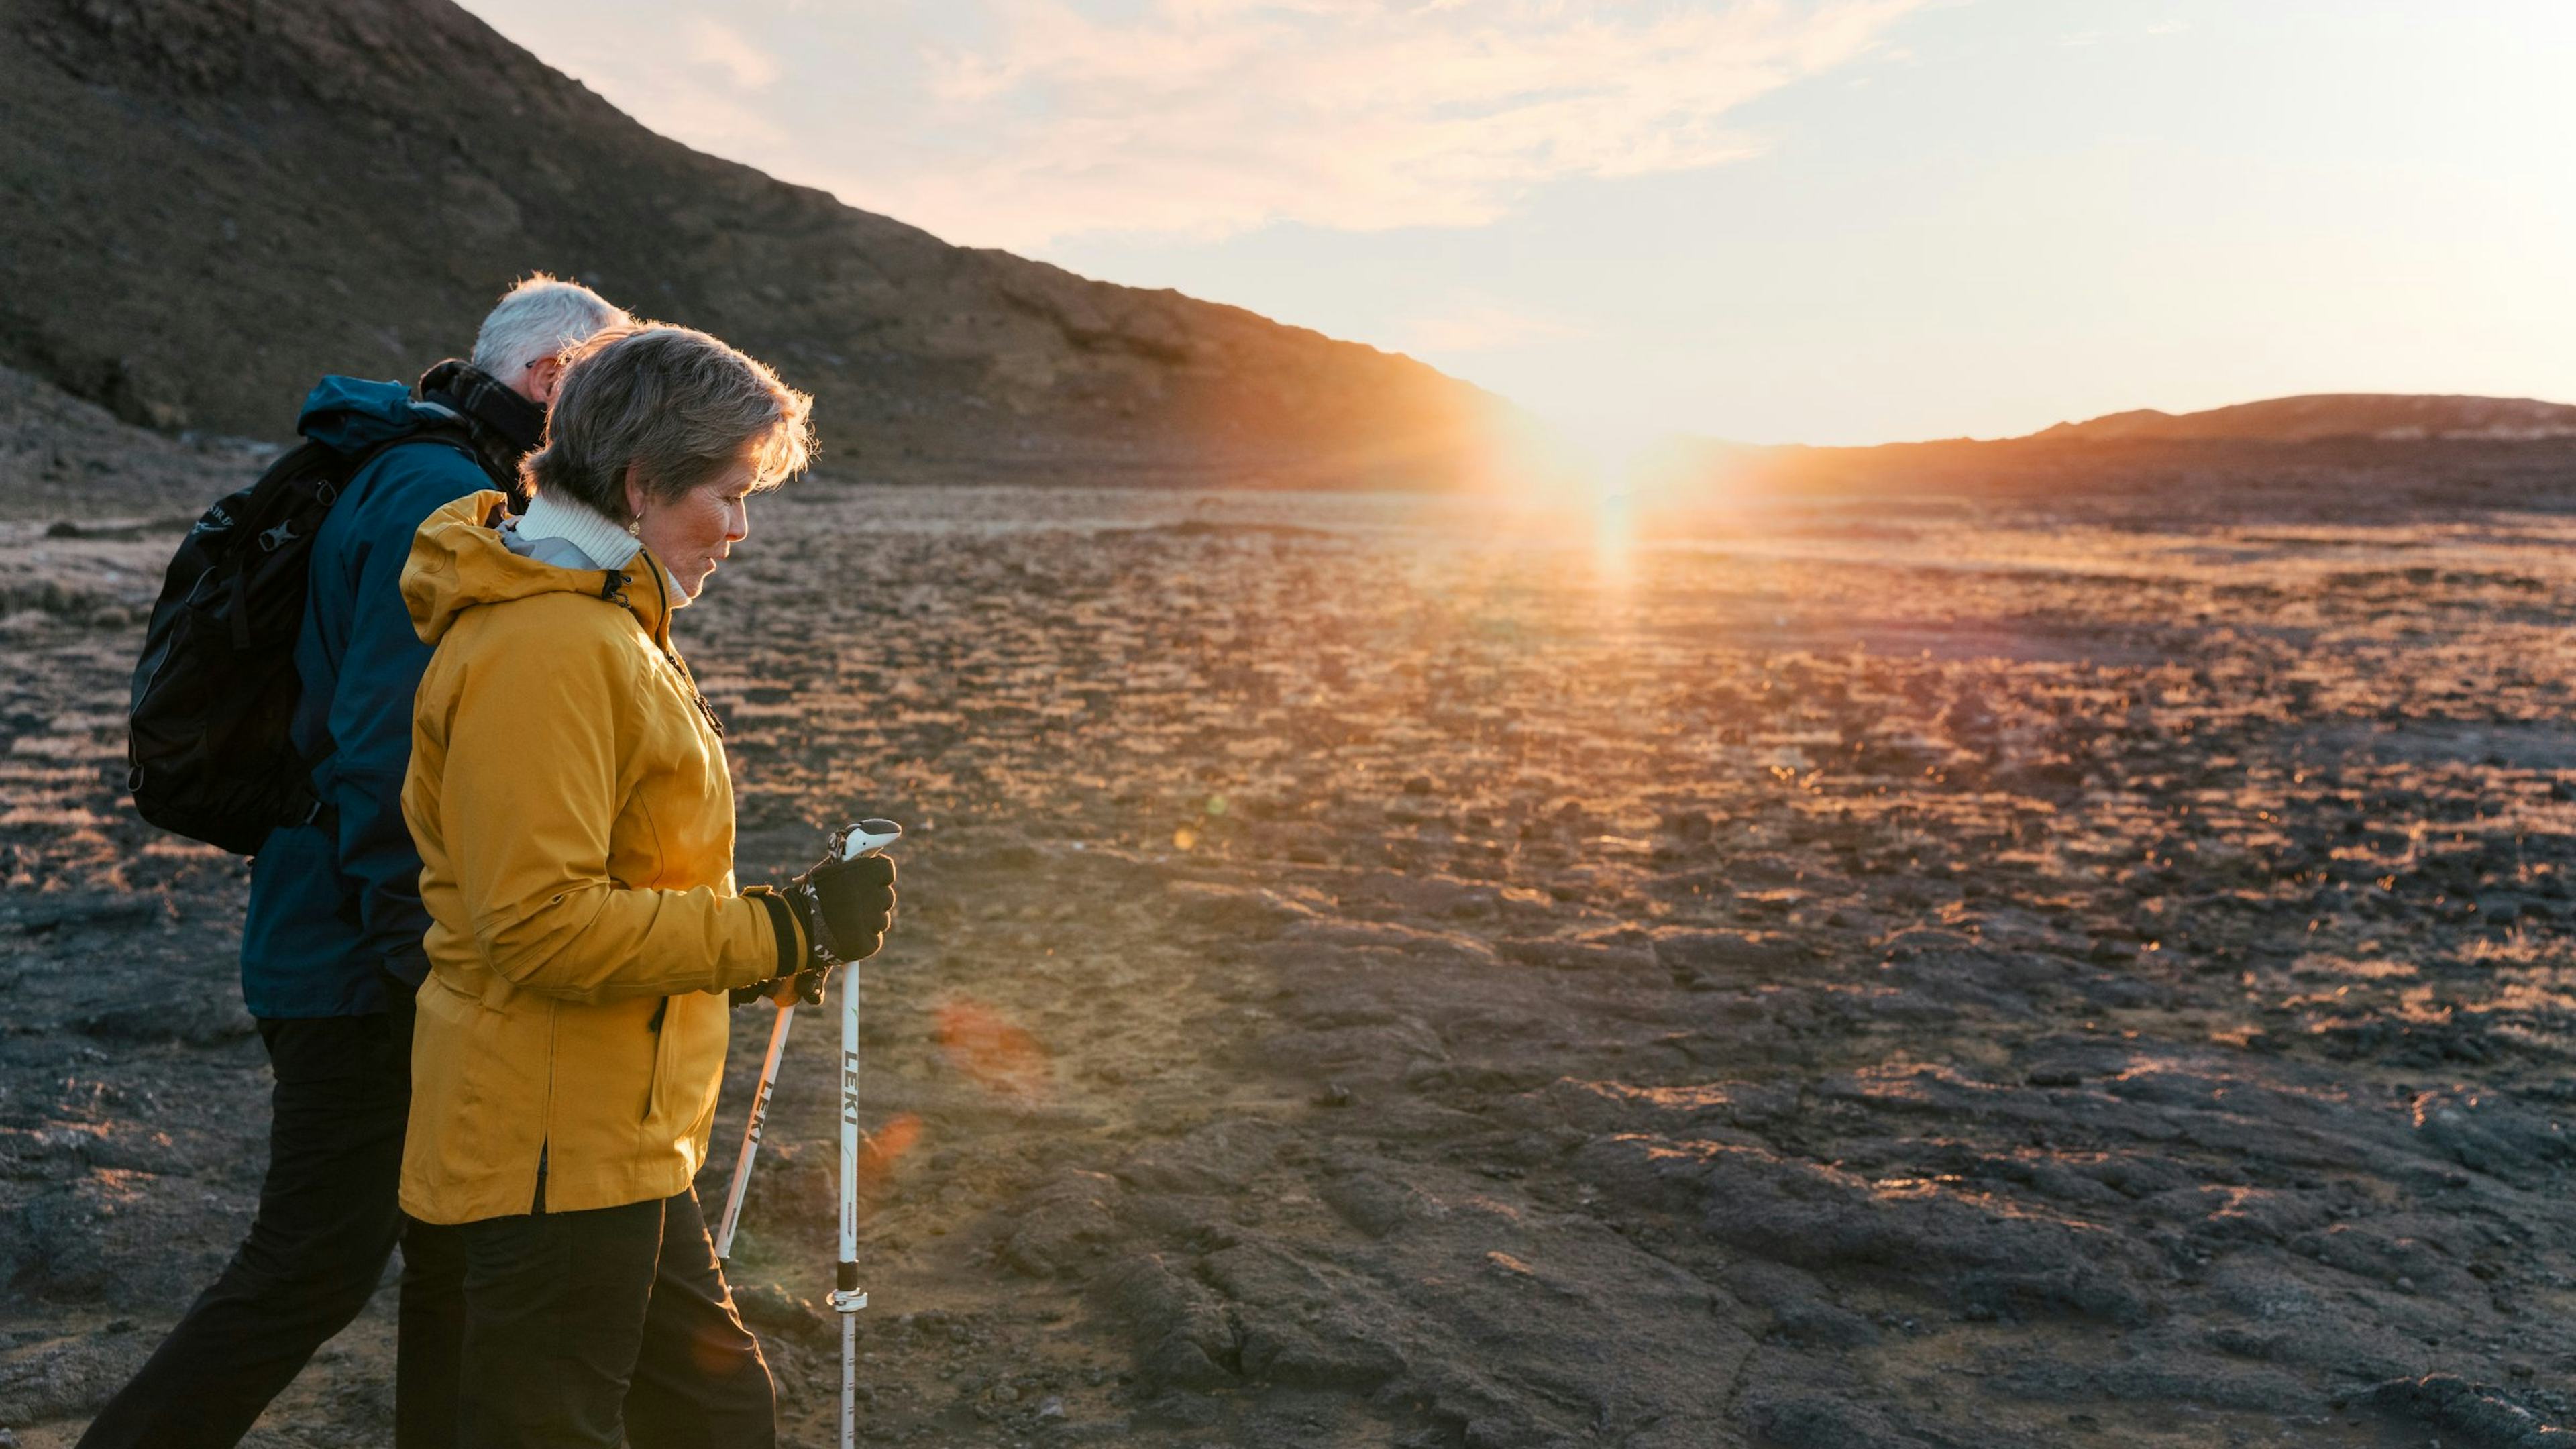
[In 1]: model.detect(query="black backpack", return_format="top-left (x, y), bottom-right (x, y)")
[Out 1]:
top-left (127, 423), bottom-right (482, 854)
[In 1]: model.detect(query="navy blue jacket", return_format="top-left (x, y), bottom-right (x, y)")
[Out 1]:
top-left (238, 376), bottom-right (512, 1019)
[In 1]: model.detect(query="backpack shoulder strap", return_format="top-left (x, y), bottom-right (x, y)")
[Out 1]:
top-left (341, 421), bottom-right (485, 488)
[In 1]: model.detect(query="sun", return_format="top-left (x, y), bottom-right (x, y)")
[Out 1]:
top-left (1546, 419), bottom-right (1669, 586)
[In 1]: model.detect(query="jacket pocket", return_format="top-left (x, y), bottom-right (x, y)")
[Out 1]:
top-left (408, 972), bottom-right (535, 1212)
top-left (639, 992), bottom-right (728, 1153)
top-left (643, 995), bottom-right (684, 1126)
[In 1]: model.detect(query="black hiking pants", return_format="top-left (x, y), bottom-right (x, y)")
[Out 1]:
top-left (456, 1185), bottom-right (775, 1448)
top-left (76, 981), bottom-right (465, 1449)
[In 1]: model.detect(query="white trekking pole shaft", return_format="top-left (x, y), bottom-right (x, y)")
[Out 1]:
top-left (712, 1000), bottom-right (794, 1262)
top-left (826, 818), bottom-right (900, 1449)
top-left (837, 944), bottom-right (863, 1448)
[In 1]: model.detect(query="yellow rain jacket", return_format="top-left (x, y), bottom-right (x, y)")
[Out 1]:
top-left (396, 491), bottom-right (806, 1224)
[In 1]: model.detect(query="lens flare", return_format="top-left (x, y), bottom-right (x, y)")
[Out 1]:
top-left (1509, 416), bottom-right (1672, 587)
top-left (934, 998), bottom-right (1051, 1099)
top-left (859, 1110), bottom-right (923, 1195)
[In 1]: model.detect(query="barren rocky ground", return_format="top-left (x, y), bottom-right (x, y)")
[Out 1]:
top-left (7, 373), bottom-right (2576, 1446)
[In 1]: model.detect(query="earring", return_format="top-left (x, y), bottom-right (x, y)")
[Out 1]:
top-left (627, 515), bottom-right (642, 537)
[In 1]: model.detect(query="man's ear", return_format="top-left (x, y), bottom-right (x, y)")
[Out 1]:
top-left (526, 355), bottom-right (565, 405)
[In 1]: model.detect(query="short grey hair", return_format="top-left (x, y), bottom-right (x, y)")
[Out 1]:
top-left (470, 274), bottom-right (631, 382)
top-left (525, 325), bottom-right (816, 517)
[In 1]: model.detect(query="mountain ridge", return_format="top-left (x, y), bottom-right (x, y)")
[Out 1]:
top-left (2031, 392), bottom-right (2576, 444)
top-left (1656, 389), bottom-right (2576, 518)
top-left (0, 0), bottom-right (1500, 485)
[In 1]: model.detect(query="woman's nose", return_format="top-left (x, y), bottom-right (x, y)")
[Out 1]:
top-left (725, 499), bottom-right (749, 541)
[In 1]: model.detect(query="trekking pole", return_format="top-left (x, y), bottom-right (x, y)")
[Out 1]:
top-left (828, 818), bottom-right (901, 1449)
top-left (712, 999), bottom-right (795, 1263)
top-left (712, 819), bottom-right (902, 1266)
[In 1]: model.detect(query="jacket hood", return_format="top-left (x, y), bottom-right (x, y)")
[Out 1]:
top-left (405, 491), bottom-right (675, 648)
top-left (297, 374), bottom-right (468, 455)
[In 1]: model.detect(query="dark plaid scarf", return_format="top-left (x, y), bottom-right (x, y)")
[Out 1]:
top-left (417, 358), bottom-right (548, 510)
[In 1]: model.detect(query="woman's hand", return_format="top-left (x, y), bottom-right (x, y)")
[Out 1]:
top-left (789, 851), bottom-right (897, 964)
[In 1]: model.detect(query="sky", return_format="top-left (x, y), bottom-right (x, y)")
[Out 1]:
top-left (458, 0), bottom-right (2576, 446)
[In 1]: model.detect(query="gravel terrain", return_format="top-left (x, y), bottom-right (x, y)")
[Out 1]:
top-left (8, 376), bottom-right (2576, 1446)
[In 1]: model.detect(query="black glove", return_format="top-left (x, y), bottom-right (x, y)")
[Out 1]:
top-left (730, 856), bottom-right (897, 1007)
top-left (788, 851), bottom-right (897, 966)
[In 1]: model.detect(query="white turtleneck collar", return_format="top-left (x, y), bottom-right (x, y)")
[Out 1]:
top-left (508, 491), bottom-right (644, 572)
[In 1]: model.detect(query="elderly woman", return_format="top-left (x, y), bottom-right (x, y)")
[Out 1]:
top-left (397, 325), bottom-right (896, 1446)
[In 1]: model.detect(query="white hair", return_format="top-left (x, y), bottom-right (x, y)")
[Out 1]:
top-left (470, 274), bottom-right (631, 381)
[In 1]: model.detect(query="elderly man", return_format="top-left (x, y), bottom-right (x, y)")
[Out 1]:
top-left (80, 276), bottom-right (631, 1449)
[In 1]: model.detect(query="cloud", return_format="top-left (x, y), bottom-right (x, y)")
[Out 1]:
top-left (826, 0), bottom-right (1927, 246)
top-left (485, 11), bottom-right (796, 162)
top-left (689, 17), bottom-right (780, 88)
top-left (1396, 295), bottom-right (1587, 354)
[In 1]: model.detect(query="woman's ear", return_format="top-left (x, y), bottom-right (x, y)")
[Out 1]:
top-left (622, 466), bottom-right (646, 527)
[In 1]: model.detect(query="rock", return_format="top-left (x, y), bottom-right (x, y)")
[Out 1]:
top-left (1737, 1389), bottom-right (1937, 1448)
top-left (2367, 1373), bottom-right (2576, 1447)
top-left (1494, 936), bottom-right (1655, 972)
top-left (1091, 1254), bottom-right (1237, 1390)
top-left (1116, 1120), bottom-right (1285, 1197)
top-left (2411, 1089), bottom-right (2574, 1185)
top-left (1202, 1239), bottom-right (1406, 1389)
top-left (998, 1170), bottom-right (1127, 1277)
top-left (1164, 881), bottom-right (1314, 936)
top-left (1650, 928), bottom-right (1809, 986)
top-left (731, 1281), bottom-right (830, 1344)
top-left (1317, 1171), bottom-right (1441, 1239)
top-left (78, 994), bottom-right (254, 1046)
top-left (7, 896), bottom-right (164, 935)
top-left (0, 1329), bottom-right (156, 1421)
top-left (1578, 1134), bottom-right (2154, 1325)
top-left (1135, 1389), bottom-right (1222, 1427)
top-left (1721, 1260), bottom-right (1878, 1347)
top-left (1992, 1352), bottom-right (2312, 1415)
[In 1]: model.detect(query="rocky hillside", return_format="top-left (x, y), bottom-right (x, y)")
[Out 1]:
top-left (0, 0), bottom-right (1498, 485)
top-left (2035, 394), bottom-right (2576, 444)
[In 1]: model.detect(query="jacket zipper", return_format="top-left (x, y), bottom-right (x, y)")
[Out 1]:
top-left (638, 557), bottom-right (726, 739)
